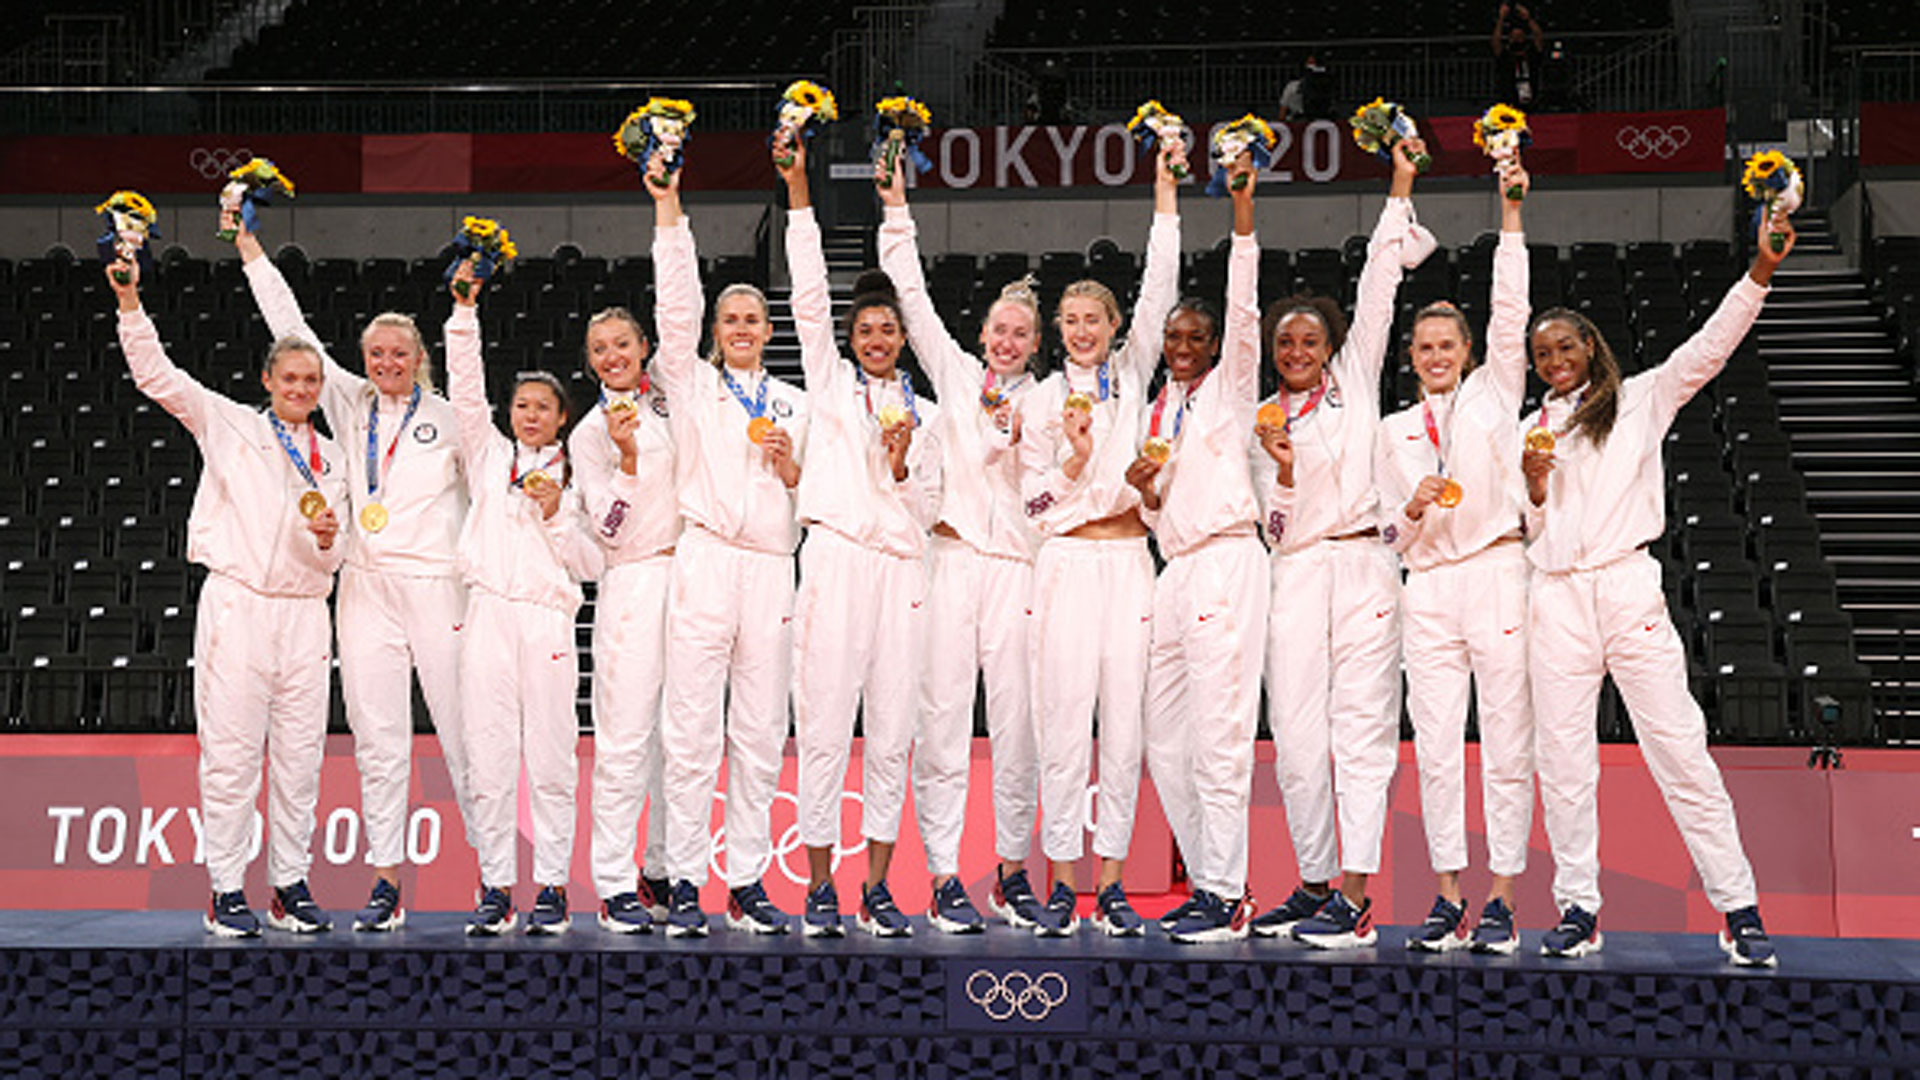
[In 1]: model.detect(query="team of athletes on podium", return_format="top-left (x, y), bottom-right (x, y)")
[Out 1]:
top-left (105, 119), bottom-right (1791, 968)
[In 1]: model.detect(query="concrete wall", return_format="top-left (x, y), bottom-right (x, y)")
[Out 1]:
top-left (0, 183), bottom-right (1736, 262)
top-left (1865, 179), bottom-right (1920, 238)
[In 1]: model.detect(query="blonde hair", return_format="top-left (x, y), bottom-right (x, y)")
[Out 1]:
top-left (360, 312), bottom-right (436, 391)
top-left (584, 306), bottom-right (651, 375)
top-left (706, 283), bottom-right (770, 367)
top-left (1057, 278), bottom-right (1121, 326)
top-left (262, 335), bottom-right (321, 375)
top-left (988, 273), bottom-right (1042, 332)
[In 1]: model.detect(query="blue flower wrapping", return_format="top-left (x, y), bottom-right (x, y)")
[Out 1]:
top-left (1205, 140), bottom-right (1273, 198)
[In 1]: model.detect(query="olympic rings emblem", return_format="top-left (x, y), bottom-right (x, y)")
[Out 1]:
top-left (965, 969), bottom-right (1070, 1022)
top-left (1614, 125), bottom-right (1692, 160)
top-left (189, 147), bottom-right (255, 179)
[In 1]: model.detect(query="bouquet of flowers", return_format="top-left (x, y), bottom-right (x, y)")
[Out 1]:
top-left (614, 97), bottom-right (697, 188)
top-left (773, 80), bottom-right (838, 168)
top-left (1351, 97), bottom-right (1431, 173)
top-left (1741, 150), bottom-right (1802, 254)
top-left (443, 216), bottom-right (519, 299)
top-left (1473, 103), bottom-right (1531, 200)
top-left (215, 157), bottom-right (295, 241)
top-left (95, 190), bottom-right (158, 284)
top-left (1127, 100), bottom-right (1190, 180)
top-left (873, 95), bottom-right (933, 187)
top-left (1205, 114), bottom-right (1277, 197)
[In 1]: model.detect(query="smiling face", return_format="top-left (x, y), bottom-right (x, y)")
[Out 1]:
top-left (511, 380), bottom-right (568, 447)
top-left (262, 346), bottom-right (323, 423)
top-left (1271, 310), bottom-right (1331, 392)
top-left (1058, 295), bottom-right (1119, 369)
top-left (713, 290), bottom-right (773, 370)
top-left (850, 303), bottom-right (905, 380)
top-left (586, 316), bottom-right (650, 392)
top-left (1530, 316), bottom-right (1592, 397)
top-left (360, 321), bottom-right (423, 398)
top-left (1410, 314), bottom-right (1469, 395)
top-left (979, 298), bottom-right (1040, 376)
top-left (1162, 308), bottom-right (1219, 384)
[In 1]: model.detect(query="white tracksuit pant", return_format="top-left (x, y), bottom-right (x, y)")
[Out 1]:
top-left (915, 535), bottom-right (1035, 875)
top-left (1030, 535), bottom-right (1154, 866)
top-left (793, 527), bottom-right (926, 852)
top-left (661, 526), bottom-right (792, 889)
top-left (194, 573), bottom-right (332, 894)
top-left (588, 555), bottom-right (672, 901)
top-left (336, 565), bottom-right (473, 868)
top-left (461, 590), bottom-right (580, 889)
top-left (1402, 540), bottom-right (1533, 878)
top-left (1530, 550), bottom-right (1758, 915)
top-left (1265, 538), bottom-right (1402, 883)
top-left (1144, 533), bottom-right (1270, 899)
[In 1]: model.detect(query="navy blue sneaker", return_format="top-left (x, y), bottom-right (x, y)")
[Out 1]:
top-left (1721, 906), bottom-right (1777, 968)
top-left (600, 891), bottom-right (653, 935)
top-left (641, 874), bottom-right (672, 924)
top-left (664, 879), bottom-right (708, 939)
top-left (803, 880), bottom-right (845, 938)
top-left (1470, 898), bottom-right (1519, 956)
top-left (466, 885), bottom-right (516, 937)
top-left (928, 878), bottom-right (985, 935)
top-left (1250, 885), bottom-right (1331, 939)
top-left (1168, 889), bottom-right (1257, 944)
top-left (858, 880), bottom-right (914, 938)
top-left (1292, 892), bottom-right (1378, 949)
top-left (266, 880), bottom-right (333, 934)
top-left (1032, 882), bottom-right (1080, 938)
top-left (1159, 892), bottom-right (1201, 933)
top-left (727, 880), bottom-right (790, 935)
top-left (1540, 904), bottom-right (1602, 958)
top-left (353, 879), bottom-right (405, 933)
top-left (526, 885), bottom-right (571, 935)
top-left (989, 867), bottom-right (1044, 930)
top-left (1092, 882), bottom-right (1145, 937)
top-left (205, 890), bottom-right (261, 938)
top-left (1406, 895), bottom-right (1469, 953)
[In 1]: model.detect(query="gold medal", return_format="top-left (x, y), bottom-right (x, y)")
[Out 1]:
top-left (980, 387), bottom-right (1006, 412)
top-left (359, 503), bottom-right (390, 533)
top-left (1435, 479), bottom-right (1464, 508)
top-left (1141, 436), bottom-right (1172, 464)
top-left (298, 490), bottom-right (327, 519)
top-left (523, 470), bottom-right (553, 492)
top-left (876, 404), bottom-right (909, 429)
top-left (1063, 392), bottom-right (1094, 413)
top-left (605, 396), bottom-right (638, 418)
top-left (1256, 401), bottom-right (1287, 429)
top-left (1525, 427), bottom-right (1557, 453)
top-left (746, 416), bottom-right (776, 444)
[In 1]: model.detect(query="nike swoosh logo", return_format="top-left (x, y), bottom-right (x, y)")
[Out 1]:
top-left (1503, 626), bottom-right (1519, 635)
top-left (551, 652), bottom-right (567, 661)
top-left (1644, 622), bottom-right (1658, 633)
top-left (1375, 609), bottom-right (1393, 619)
top-left (1406, 433), bottom-right (1423, 440)
top-left (1197, 612), bottom-right (1217, 622)
top-left (452, 624), bottom-right (463, 632)
top-left (911, 600), bottom-right (923, 609)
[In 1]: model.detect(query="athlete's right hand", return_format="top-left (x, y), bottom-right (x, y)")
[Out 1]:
top-left (106, 258), bottom-right (140, 310)
top-left (1522, 447), bottom-right (1554, 505)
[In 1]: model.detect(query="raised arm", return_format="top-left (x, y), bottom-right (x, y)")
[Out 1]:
top-left (107, 257), bottom-right (223, 438)
top-left (876, 164), bottom-right (983, 399)
top-left (776, 138), bottom-right (846, 395)
top-left (1482, 163), bottom-right (1532, 414)
top-left (442, 266), bottom-right (503, 474)
top-left (647, 153), bottom-right (703, 397)
top-left (1648, 215), bottom-right (1792, 428)
top-left (234, 224), bottom-right (363, 402)
top-left (1221, 152), bottom-right (1262, 405)
top-left (1333, 139), bottom-right (1422, 390)
top-left (1113, 139), bottom-right (1186, 383)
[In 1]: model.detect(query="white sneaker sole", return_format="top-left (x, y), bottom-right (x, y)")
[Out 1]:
top-left (990, 896), bottom-right (1038, 930)
top-left (857, 913), bottom-right (914, 938)
top-left (525, 916), bottom-right (571, 936)
top-left (465, 912), bottom-right (519, 937)
top-left (725, 913), bottom-right (789, 935)
top-left (1541, 931), bottom-right (1603, 958)
top-left (1033, 916), bottom-right (1080, 938)
top-left (1170, 923), bottom-right (1250, 944)
top-left (599, 912), bottom-right (652, 935)
top-left (1407, 929), bottom-right (1471, 953)
top-left (203, 914), bottom-right (260, 939)
top-left (1470, 934), bottom-right (1520, 956)
top-left (1720, 931), bottom-right (1778, 967)
top-left (928, 910), bottom-right (986, 935)
top-left (1093, 914), bottom-right (1144, 937)
top-left (264, 910), bottom-right (332, 934)
top-left (1251, 916), bottom-right (1313, 939)
top-left (354, 908), bottom-right (406, 933)
top-left (1295, 928), bottom-right (1379, 950)
top-left (664, 920), bottom-right (709, 939)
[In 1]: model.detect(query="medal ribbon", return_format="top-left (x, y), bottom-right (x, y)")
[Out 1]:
top-left (1421, 397), bottom-right (1449, 478)
top-left (599, 375), bottom-right (650, 412)
top-left (722, 368), bottom-right (770, 422)
top-left (1149, 369), bottom-right (1206, 441)
top-left (269, 412), bottom-right (321, 491)
top-left (366, 385), bottom-right (422, 501)
top-left (1534, 387), bottom-right (1584, 439)
top-left (1065, 359), bottom-right (1113, 403)
top-left (510, 445), bottom-right (566, 489)
top-left (981, 369), bottom-right (1029, 408)
top-left (1280, 377), bottom-right (1330, 433)
top-left (857, 368), bottom-right (921, 426)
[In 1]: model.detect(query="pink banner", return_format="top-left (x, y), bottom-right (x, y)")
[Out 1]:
top-left (0, 734), bottom-right (1902, 936)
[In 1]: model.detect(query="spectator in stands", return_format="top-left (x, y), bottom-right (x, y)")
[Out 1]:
top-left (1136, 150), bottom-right (1269, 944)
top-left (108, 255), bottom-right (347, 939)
top-left (1278, 53), bottom-right (1333, 122)
top-left (232, 222), bottom-right (473, 937)
top-left (1375, 160), bottom-right (1536, 957)
top-left (1521, 214), bottom-right (1796, 967)
top-left (1014, 132), bottom-right (1186, 938)
top-left (1248, 134), bottom-right (1432, 950)
top-left (878, 144), bottom-right (1051, 935)
top-left (776, 136), bottom-right (945, 940)
top-left (1492, 3), bottom-right (1546, 108)
top-left (443, 262), bottom-right (603, 937)
top-left (647, 149), bottom-right (809, 939)
top-left (571, 307), bottom-right (677, 935)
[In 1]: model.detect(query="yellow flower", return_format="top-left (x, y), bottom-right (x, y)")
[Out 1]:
top-left (1128, 100), bottom-right (1167, 133)
top-left (876, 96), bottom-right (931, 128)
top-left (786, 80), bottom-right (838, 120)
top-left (463, 216), bottom-right (498, 239)
top-left (1741, 150), bottom-right (1794, 199)
top-left (1490, 104), bottom-right (1526, 129)
top-left (646, 96), bottom-right (696, 121)
top-left (96, 190), bottom-right (157, 222)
